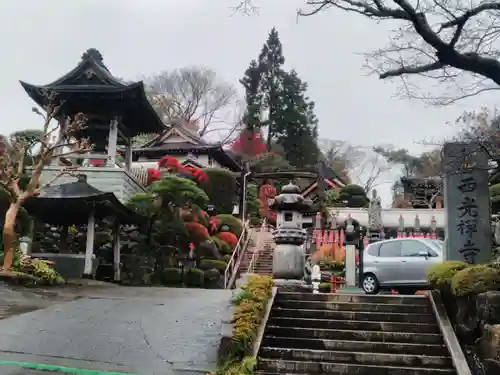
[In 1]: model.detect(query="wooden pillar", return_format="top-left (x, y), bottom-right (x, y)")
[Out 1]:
top-left (435, 197), bottom-right (442, 209)
top-left (83, 207), bottom-right (96, 278)
top-left (124, 137), bottom-right (133, 171)
top-left (113, 219), bottom-right (121, 282)
top-left (106, 118), bottom-right (118, 167)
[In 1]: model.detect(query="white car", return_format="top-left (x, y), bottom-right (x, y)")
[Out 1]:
top-left (362, 238), bottom-right (444, 294)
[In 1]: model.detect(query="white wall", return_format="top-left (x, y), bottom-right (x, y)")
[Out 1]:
top-left (328, 207), bottom-right (446, 228)
top-left (134, 153), bottom-right (223, 170)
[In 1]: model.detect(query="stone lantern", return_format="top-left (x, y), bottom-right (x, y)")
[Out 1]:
top-left (269, 182), bottom-right (313, 280)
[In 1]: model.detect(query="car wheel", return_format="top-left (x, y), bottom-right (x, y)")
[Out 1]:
top-left (362, 273), bottom-right (380, 295)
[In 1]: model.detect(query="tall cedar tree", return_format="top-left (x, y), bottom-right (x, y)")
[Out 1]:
top-left (239, 59), bottom-right (263, 131)
top-left (258, 28), bottom-right (285, 148)
top-left (274, 70), bottom-right (319, 168)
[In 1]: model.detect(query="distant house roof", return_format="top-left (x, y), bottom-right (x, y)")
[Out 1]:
top-left (142, 119), bottom-right (207, 148)
top-left (134, 119), bottom-right (241, 172)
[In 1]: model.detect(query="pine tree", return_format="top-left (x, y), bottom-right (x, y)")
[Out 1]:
top-left (258, 27), bottom-right (285, 148)
top-left (239, 59), bottom-right (263, 131)
top-left (273, 70), bottom-right (319, 168)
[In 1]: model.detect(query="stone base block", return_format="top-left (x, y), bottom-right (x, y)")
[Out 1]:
top-left (272, 244), bottom-right (305, 279)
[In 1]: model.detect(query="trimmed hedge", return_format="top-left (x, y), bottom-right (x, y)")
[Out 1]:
top-left (200, 168), bottom-right (237, 214)
top-left (216, 214), bottom-right (243, 237)
top-left (159, 268), bottom-right (183, 285)
top-left (216, 275), bottom-right (274, 375)
top-left (184, 268), bottom-right (204, 287)
top-left (213, 236), bottom-right (232, 255)
top-left (451, 265), bottom-right (500, 296)
top-left (199, 259), bottom-right (227, 272)
top-left (426, 261), bottom-right (468, 289)
top-left (203, 268), bottom-right (220, 282)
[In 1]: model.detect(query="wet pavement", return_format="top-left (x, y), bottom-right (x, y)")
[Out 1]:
top-left (0, 284), bottom-right (233, 375)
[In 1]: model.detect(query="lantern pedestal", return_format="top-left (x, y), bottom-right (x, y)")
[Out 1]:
top-left (272, 243), bottom-right (306, 279)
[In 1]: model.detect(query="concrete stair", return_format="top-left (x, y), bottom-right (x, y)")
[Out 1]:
top-left (256, 291), bottom-right (457, 375)
top-left (238, 229), bottom-right (274, 276)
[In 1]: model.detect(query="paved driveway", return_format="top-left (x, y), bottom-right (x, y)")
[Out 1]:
top-left (0, 287), bottom-right (233, 375)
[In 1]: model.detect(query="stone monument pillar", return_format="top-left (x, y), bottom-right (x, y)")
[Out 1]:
top-left (367, 189), bottom-right (384, 243)
top-left (443, 142), bottom-right (492, 264)
top-left (269, 182), bottom-right (313, 280)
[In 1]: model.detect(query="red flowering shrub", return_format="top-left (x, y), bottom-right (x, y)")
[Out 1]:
top-left (184, 222), bottom-right (210, 243)
top-left (217, 232), bottom-right (239, 249)
top-left (209, 217), bottom-right (219, 234)
top-left (146, 168), bottom-right (161, 186)
top-left (196, 210), bottom-right (210, 228)
top-left (158, 155), bottom-right (181, 170)
top-left (157, 155), bottom-right (208, 185)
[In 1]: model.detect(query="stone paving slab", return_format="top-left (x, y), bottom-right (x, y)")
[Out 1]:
top-left (0, 285), bottom-right (233, 375)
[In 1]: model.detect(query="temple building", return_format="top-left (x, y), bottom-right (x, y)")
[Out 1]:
top-left (19, 48), bottom-right (166, 279)
top-left (131, 120), bottom-right (241, 172)
top-left (20, 48), bottom-right (164, 201)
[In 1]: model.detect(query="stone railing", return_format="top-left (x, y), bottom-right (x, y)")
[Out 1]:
top-left (59, 153), bottom-right (149, 187)
top-left (223, 221), bottom-right (250, 289)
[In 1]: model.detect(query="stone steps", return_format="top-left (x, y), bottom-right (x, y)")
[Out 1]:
top-left (256, 291), bottom-right (457, 375)
top-left (237, 233), bottom-right (274, 276)
top-left (271, 307), bottom-right (435, 323)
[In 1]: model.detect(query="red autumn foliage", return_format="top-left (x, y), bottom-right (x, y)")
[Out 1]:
top-left (157, 155), bottom-right (208, 184)
top-left (231, 128), bottom-right (267, 157)
top-left (147, 168), bottom-right (161, 185)
top-left (184, 222), bottom-right (210, 243)
top-left (259, 183), bottom-right (277, 222)
top-left (217, 231), bottom-right (238, 248)
top-left (183, 166), bottom-right (208, 184)
top-left (209, 217), bottom-right (219, 234)
top-left (158, 155), bottom-right (180, 170)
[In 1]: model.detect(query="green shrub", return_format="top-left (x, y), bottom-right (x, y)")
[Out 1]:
top-left (28, 258), bottom-right (63, 285)
top-left (248, 217), bottom-right (261, 227)
top-left (216, 214), bottom-right (243, 237)
top-left (159, 268), bottom-right (182, 285)
top-left (427, 261), bottom-right (468, 289)
top-left (216, 275), bottom-right (273, 374)
top-left (230, 276), bottom-right (274, 357)
top-left (203, 268), bottom-right (220, 283)
top-left (222, 254), bottom-right (232, 263)
top-left (319, 282), bottom-right (331, 293)
top-left (212, 236), bottom-right (232, 254)
top-left (200, 168), bottom-right (237, 214)
top-left (184, 268), bottom-right (204, 287)
top-left (451, 265), bottom-right (500, 296)
top-left (199, 259), bottom-right (227, 272)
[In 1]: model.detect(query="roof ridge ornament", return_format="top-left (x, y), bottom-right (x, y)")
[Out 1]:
top-left (82, 48), bottom-right (103, 64)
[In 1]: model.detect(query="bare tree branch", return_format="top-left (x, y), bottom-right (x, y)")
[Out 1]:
top-left (0, 90), bottom-right (92, 271)
top-left (145, 66), bottom-right (239, 138)
top-left (237, 0), bottom-right (500, 105)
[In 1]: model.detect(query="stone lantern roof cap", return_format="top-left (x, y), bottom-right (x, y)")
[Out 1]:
top-left (281, 182), bottom-right (301, 194)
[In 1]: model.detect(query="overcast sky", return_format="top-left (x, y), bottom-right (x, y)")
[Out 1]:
top-left (0, 0), bottom-right (497, 205)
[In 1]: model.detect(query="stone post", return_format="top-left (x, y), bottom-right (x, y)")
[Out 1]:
top-left (83, 206), bottom-right (96, 278)
top-left (106, 118), bottom-right (118, 167)
top-left (311, 264), bottom-right (321, 294)
top-left (443, 142), bottom-right (492, 264)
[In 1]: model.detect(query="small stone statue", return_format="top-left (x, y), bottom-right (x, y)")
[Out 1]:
top-left (368, 189), bottom-right (383, 230)
top-left (311, 265), bottom-right (321, 294)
